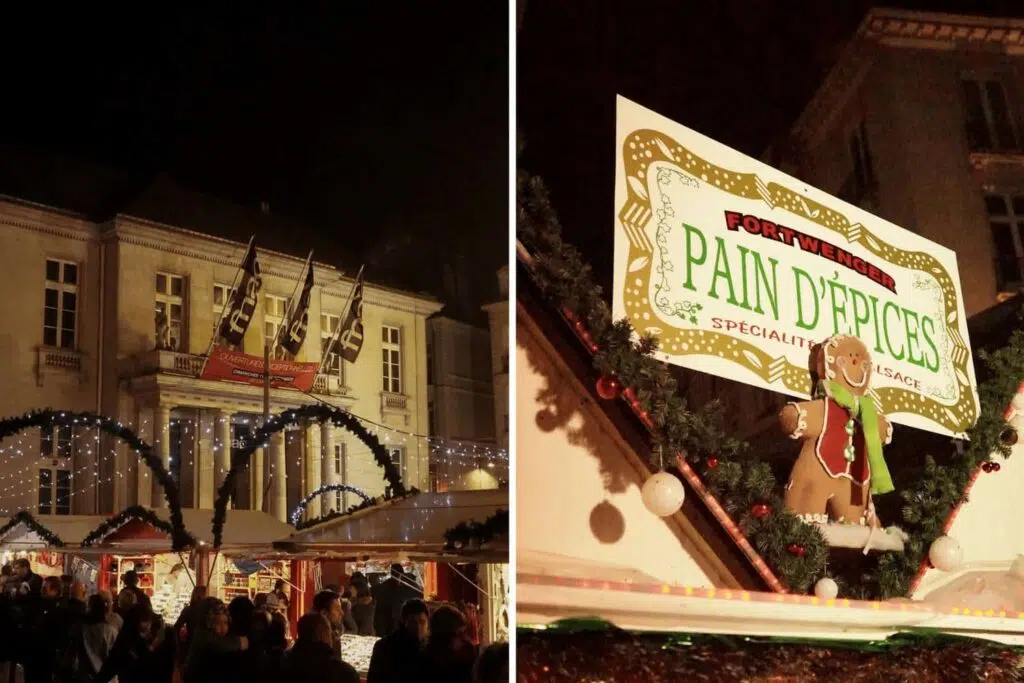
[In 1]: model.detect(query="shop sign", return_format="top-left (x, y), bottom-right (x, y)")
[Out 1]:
top-left (613, 96), bottom-right (978, 436)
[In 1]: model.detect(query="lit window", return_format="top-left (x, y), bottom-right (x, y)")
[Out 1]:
top-left (334, 442), bottom-right (345, 475)
top-left (382, 326), bottom-right (402, 393)
top-left (43, 259), bottom-right (78, 349)
top-left (156, 273), bottom-right (186, 350)
top-left (389, 446), bottom-right (404, 477)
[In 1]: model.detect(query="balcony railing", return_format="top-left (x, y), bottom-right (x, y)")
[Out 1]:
top-left (123, 349), bottom-right (205, 378)
top-left (36, 346), bottom-right (84, 386)
top-left (312, 373), bottom-right (350, 396)
top-left (381, 391), bottom-right (409, 413)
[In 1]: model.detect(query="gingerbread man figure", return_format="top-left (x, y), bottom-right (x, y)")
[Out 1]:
top-left (779, 334), bottom-right (895, 527)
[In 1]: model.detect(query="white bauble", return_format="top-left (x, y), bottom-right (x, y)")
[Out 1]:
top-left (814, 577), bottom-right (839, 600)
top-left (928, 536), bottom-right (963, 572)
top-left (641, 472), bottom-right (685, 517)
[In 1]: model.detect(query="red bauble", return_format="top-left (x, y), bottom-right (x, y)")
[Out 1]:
top-left (751, 503), bottom-right (771, 518)
top-left (623, 387), bottom-right (637, 404)
top-left (706, 457), bottom-right (719, 470)
top-left (574, 320), bottom-right (585, 333)
top-left (787, 543), bottom-right (806, 557)
top-left (595, 375), bottom-right (622, 400)
top-left (981, 461), bottom-right (993, 472)
top-left (991, 462), bottom-right (1002, 472)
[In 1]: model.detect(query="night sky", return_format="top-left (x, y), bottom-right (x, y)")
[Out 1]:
top-left (0, 4), bottom-right (508, 311)
top-left (518, 0), bottom-right (1024, 285)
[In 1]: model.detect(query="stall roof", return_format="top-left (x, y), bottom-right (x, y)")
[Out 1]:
top-left (275, 490), bottom-right (508, 561)
top-left (0, 515), bottom-right (107, 549)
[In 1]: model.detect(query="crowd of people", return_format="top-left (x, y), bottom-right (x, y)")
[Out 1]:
top-left (0, 559), bottom-right (508, 683)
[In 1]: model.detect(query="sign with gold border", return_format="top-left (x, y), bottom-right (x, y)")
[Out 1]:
top-left (613, 96), bottom-right (978, 437)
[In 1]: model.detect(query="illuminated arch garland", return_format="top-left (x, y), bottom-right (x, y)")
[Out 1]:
top-left (213, 403), bottom-right (409, 548)
top-left (289, 483), bottom-right (371, 526)
top-left (81, 504), bottom-right (195, 548)
top-left (0, 409), bottom-right (191, 551)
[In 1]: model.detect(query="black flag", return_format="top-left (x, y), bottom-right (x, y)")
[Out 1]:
top-left (335, 273), bottom-right (364, 363)
top-left (218, 242), bottom-right (262, 346)
top-left (279, 262), bottom-right (314, 356)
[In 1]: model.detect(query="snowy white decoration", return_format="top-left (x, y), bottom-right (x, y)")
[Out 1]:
top-left (1011, 391), bottom-right (1024, 412)
top-left (814, 577), bottom-right (839, 600)
top-left (928, 535), bottom-right (963, 572)
top-left (641, 471), bottom-right (685, 517)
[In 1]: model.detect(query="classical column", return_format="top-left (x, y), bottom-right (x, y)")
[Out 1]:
top-left (136, 406), bottom-right (154, 507)
top-left (196, 411), bottom-right (215, 509)
top-left (270, 431), bottom-right (287, 522)
top-left (216, 410), bottom-right (233, 509)
top-left (320, 422), bottom-right (335, 514)
top-left (250, 447), bottom-right (264, 512)
top-left (305, 423), bottom-right (322, 520)
top-left (152, 405), bottom-right (172, 508)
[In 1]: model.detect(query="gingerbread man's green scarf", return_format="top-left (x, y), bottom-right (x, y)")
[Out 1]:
top-left (824, 380), bottom-right (894, 495)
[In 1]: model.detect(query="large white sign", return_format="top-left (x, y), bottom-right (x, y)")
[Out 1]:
top-left (613, 96), bottom-right (978, 437)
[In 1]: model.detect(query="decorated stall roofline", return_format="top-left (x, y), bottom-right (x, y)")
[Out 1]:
top-left (0, 410), bottom-right (190, 551)
top-left (214, 403), bottom-right (407, 548)
top-left (289, 483), bottom-right (372, 526)
top-left (292, 489), bottom-right (420, 531)
top-left (442, 508), bottom-right (509, 551)
top-left (80, 505), bottom-right (197, 548)
top-left (0, 510), bottom-right (65, 548)
top-left (519, 165), bottom-right (1024, 599)
top-left (617, 128), bottom-right (976, 435)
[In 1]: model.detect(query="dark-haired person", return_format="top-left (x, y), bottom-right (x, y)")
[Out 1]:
top-left (473, 642), bottom-right (509, 683)
top-left (312, 590), bottom-right (345, 656)
top-left (119, 570), bottom-right (152, 611)
top-left (95, 603), bottom-right (174, 683)
top-left (282, 613), bottom-right (359, 683)
top-left (372, 564), bottom-right (421, 636)
top-left (420, 605), bottom-right (477, 683)
top-left (367, 598), bottom-right (429, 683)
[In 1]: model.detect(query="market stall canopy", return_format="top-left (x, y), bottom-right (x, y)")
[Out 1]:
top-left (275, 490), bottom-right (509, 562)
top-left (0, 514), bottom-right (107, 550)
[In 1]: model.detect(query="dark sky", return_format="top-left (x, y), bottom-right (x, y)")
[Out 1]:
top-left (518, 0), bottom-right (1024, 284)
top-left (0, 4), bottom-right (508, 309)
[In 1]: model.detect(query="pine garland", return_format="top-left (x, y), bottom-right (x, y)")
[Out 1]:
top-left (293, 490), bottom-right (420, 531)
top-left (81, 505), bottom-right (196, 548)
top-left (0, 409), bottom-right (190, 551)
top-left (443, 509), bottom-right (510, 551)
top-left (289, 483), bottom-right (372, 526)
top-left (0, 510), bottom-right (65, 548)
top-left (518, 168), bottom-right (1024, 598)
top-left (214, 403), bottom-right (408, 548)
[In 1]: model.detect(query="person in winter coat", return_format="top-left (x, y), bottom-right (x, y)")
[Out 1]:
top-left (76, 594), bottom-right (119, 680)
top-left (183, 599), bottom-right (248, 683)
top-left (280, 613), bottom-right (359, 683)
top-left (95, 603), bottom-right (176, 683)
top-left (367, 599), bottom-right (429, 683)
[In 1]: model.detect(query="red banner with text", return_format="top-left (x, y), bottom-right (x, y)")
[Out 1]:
top-left (201, 347), bottom-right (318, 392)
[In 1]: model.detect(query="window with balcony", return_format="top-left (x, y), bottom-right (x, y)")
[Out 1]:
top-left (320, 313), bottom-right (344, 383)
top-left (38, 467), bottom-right (71, 515)
top-left (986, 195), bottom-right (1024, 292)
top-left (265, 295), bottom-right (286, 349)
top-left (963, 78), bottom-right (1018, 152)
top-left (382, 326), bottom-right (402, 394)
top-left (44, 259), bottom-right (78, 349)
top-left (155, 273), bottom-right (186, 351)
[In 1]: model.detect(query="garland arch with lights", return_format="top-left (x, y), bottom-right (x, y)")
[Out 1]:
top-left (0, 410), bottom-right (191, 551)
top-left (289, 483), bottom-right (372, 526)
top-left (0, 510), bottom-right (65, 548)
top-left (214, 403), bottom-right (409, 548)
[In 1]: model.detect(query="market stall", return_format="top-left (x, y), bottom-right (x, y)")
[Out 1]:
top-left (0, 513), bottom-right (107, 588)
top-left (275, 488), bottom-right (509, 674)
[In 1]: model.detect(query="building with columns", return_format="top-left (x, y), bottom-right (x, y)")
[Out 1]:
top-left (770, 7), bottom-right (1024, 317)
top-left (0, 191), bottom-right (441, 522)
top-left (483, 265), bottom-right (509, 449)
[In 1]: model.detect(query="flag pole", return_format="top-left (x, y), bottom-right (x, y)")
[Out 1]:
top-left (199, 235), bottom-right (255, 377)
top-left (317, 264), bottom-right (365, 377)
top-left (272, 250), bottom-right (314, 356)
